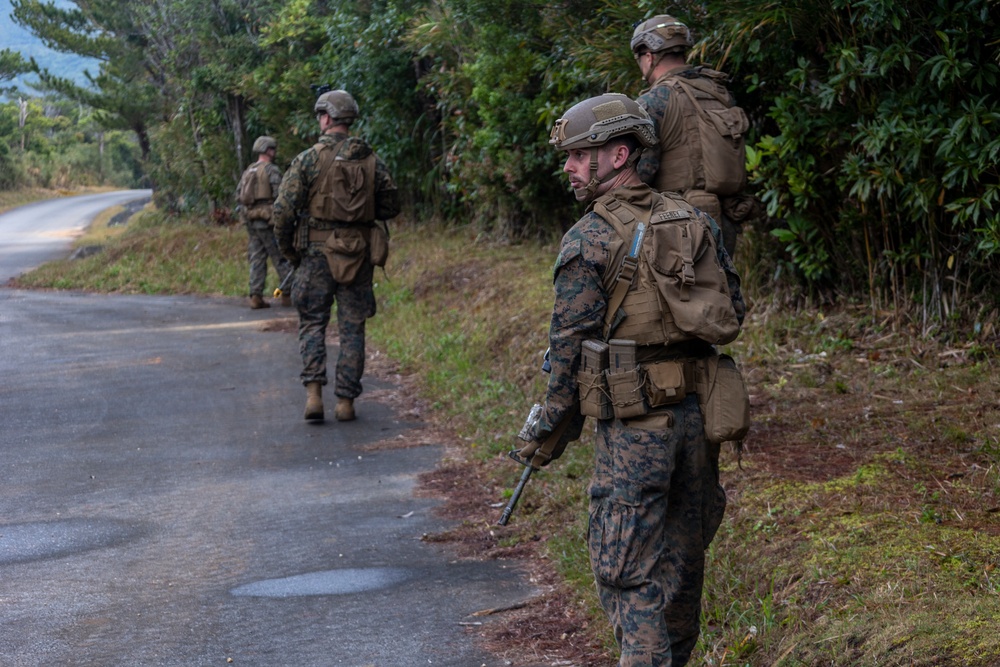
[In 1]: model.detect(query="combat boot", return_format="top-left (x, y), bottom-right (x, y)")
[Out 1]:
top-left (304, 382), bottom-right (324, 421)
top-left (334, 397), bottom-right (355, 422)
top-left (250, 294), bottom-right (269, 309)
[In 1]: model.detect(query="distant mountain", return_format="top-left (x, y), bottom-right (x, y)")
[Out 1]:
top-left (1, 0), bottom-right (100, 96)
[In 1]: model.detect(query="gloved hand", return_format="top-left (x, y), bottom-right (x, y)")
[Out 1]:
top-left (516, 433), bottom-right (568, 469)
top-left (283, 250), bottom-right (301, 268)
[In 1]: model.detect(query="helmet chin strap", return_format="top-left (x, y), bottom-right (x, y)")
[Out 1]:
top-left (575, 147), bottom-right (643, 200)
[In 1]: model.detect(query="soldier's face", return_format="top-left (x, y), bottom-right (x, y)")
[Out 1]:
top-left (563, 147), bottom-right (615, 201)
top-left (635, 50), bottom-right (654, 81)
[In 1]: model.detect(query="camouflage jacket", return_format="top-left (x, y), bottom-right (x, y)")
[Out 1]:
top-left (272, 131), bottom-right (399, 257)
top-left (534, 183), bottom-right (745, 443)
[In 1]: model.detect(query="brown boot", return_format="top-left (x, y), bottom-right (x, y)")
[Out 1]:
top-left (304, 382), bottom-right (324, 421)
top-left (250, 294), bottom-right (269, 309)
top-left (334, 397), bottom-right (355, 422)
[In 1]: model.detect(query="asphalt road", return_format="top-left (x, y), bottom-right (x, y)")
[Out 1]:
top-left (0, 193), bottom-right (534, 667)
top-left (0, 189), bottom-right (153, 282)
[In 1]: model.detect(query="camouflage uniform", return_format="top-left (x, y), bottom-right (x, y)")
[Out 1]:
top-left (272, 132), bottom-right (399, 398)
top-left (238, 160), bottom-right (292, 298)
top-left (533, 183), bottom-right (745, 667)
top-left (636, 66), bottom-right (744, 258)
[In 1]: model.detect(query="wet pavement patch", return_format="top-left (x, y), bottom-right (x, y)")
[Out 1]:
top-left (0, 518), bottom-right (143, 565)
top-left (230, 567), bottom-right (411, 598)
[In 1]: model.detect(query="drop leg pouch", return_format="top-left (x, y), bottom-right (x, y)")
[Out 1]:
top-left (695, 354), bottom-right (750, 444)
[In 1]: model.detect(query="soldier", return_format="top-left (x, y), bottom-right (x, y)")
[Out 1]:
top-left (236, 135), bottom-right (293, 309)
top-left (631, 15), bottom-right (754, 259)
top-left (519, 93), bottom-right (745, 666)
top-left (272, 90), bottom-right (399, 423)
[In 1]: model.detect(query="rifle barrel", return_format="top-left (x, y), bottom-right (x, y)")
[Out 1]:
top-left (497, 464), bottom-right (533, 526)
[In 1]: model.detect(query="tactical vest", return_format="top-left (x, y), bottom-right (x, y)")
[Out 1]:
top-left (308, 138), bottom-right (377, 224)
top-left (652, 68), bottom-right (749, 199)
top-left (595, 192), bottom-right (740, 347)
top-left (238, 162), bottom-right (273, 207)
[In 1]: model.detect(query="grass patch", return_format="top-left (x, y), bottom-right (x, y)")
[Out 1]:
top-left (15, 208), bottom-right (1000, 666)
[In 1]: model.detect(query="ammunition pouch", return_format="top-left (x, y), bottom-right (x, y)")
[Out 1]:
top-left (578, 368), bottom-right (613, 420)
top-left (607, 367), bottom-right (649, 419)
top-left (577, 338), bottom-right (698, 421)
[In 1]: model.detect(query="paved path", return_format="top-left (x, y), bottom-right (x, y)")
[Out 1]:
top-left (0, 194), bottom-right (533, 667)
top-left (0, 190), bottom-right (152, 282)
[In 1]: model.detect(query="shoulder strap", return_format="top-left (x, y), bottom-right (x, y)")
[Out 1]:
top-left (593, 196), bottom-right (652, 341)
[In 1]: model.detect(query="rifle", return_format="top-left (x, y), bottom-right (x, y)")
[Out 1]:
top-left (496, 405), bottom-right (576, 526)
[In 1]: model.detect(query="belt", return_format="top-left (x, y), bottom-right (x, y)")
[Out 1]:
top-left (308, 223), bottom-right (373, 244)
top-left (308, 228), bottom-right (333, 243)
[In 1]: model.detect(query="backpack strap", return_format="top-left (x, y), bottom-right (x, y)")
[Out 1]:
top-left (593, 196), bottom-right (652, 341)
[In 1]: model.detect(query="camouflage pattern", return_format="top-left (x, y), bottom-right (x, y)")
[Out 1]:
top-left (247, 225), bottom-right (292, 298)
top-left (237, 160), bottom-right (290, 297)
top-left (533, 183), bottom-right (743, 667)
top-left (290, 253), bottom-right (374, 394)
top-left (272, 131), bottom-right (399, 396)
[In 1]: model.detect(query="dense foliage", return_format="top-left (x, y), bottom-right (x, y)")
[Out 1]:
top-left (699, 0), bottom-right (1000, 328)
top-left (4, 0), bottom-right (999, 331)
top-left (0, 95), bottom-right (143, 189)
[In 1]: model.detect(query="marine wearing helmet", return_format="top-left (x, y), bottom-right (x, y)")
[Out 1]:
top-left (630, 15), bottom-right (694, 56)
top-left (314, 90), bottom-right (359, 126)
top-left (252, 135), bottom-right (277, 155)
top-left (549, 92), bottom-right (656, 201)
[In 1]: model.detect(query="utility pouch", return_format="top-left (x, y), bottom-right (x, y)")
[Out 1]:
top-left (695, 354), bottom-right (750, 444)
top-left (322, 227), bottom-right (368, 284)
top-left (369, 221), bottom-right (389, 267)
top-left (643, 360), bottom-right (686, 409)
top-left (683, 189), bottom-right (722, 222)
top-left (578, 340), bottom-right (612, 420)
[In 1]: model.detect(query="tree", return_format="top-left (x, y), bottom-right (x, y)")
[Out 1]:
top-left (698, 0), bottom-right (1000, 326)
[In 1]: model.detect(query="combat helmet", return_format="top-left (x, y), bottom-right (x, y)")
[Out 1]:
top-left (549, 93), bottom-right (656, 200)
top-left (252, 135), bottom-right (276, 154)
top-left (314, 89), bottom-right (359, 125)
top-left (630, 15), bottom-right (694, 55)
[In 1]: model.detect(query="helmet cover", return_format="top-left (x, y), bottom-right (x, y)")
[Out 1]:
top-left (630, 15), bottom-right (693, 54)
top-left (314, 90), bottom-right (359, 124)
top-left (252, 135), bottom-right (276, 154)
top-left (549, 93), bottom-right (656, 151)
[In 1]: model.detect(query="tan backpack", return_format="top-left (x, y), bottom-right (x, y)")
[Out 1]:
top-left (596, 192), bottom-right (740, 346)
top-left (237, 163), bottom-right (272, 206)
top-left (660, 69), bottom-right (749, 197)
top-left (308, 139), bottom-right (377, 223)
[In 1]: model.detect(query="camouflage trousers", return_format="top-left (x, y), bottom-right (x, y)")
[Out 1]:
top-left (291, 250), bottom-right (376, 398)
top-left (588, 394), bottom-right (726, 667)
top-left (246, 223), bottom-right (292, 297)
